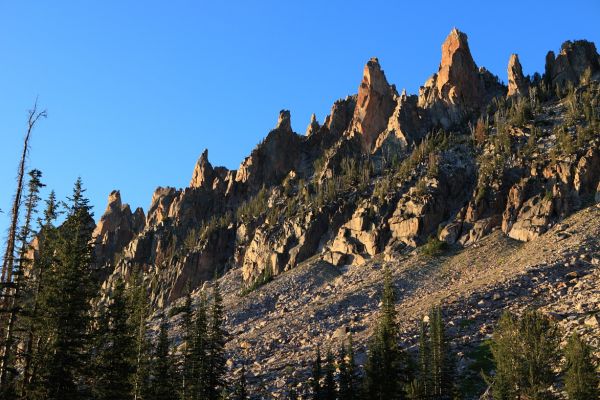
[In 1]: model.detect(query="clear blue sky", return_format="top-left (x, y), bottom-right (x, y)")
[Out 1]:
top-left (1, 1), bottom-right (599, 232)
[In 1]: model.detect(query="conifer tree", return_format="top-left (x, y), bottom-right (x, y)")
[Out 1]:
top-left (0, 170), bottom-right (44, 395)
top-left (188, 290), bottom-right (209, 400)
top-left (563, 333), bottom-right (599, 400)
top-left (491, 311), bottom-right (560, 400)
top-left (93, 278), bottom-right (135, 400)
top-left (429, 306), bottom-right (455, 399)
top-left (311, 347), bottom-right (323, 400)
top-left (338, 336), bottom-right (358, 400)
top-left (35, 178), bottom-right (97, 400)
top-left (206, 280), bottom-right (226, 400)
top-left (127, 271), bottom-right (152, 400)
top-left (20, 191), bottom-right (59, 399)
top-left (149, 319), bottom-right (177, 400)
top-left (363, 265), bottom-right (408, 400)
top-left (323, 349), bottom-right (337, 400)
top-left (180, 289), bottom-right (194, 400)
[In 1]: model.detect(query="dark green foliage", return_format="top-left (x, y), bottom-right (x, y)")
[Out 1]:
top-left (563, 333), bottom-right (599, 400)
top-left (409, 307), bottom-right (456, 399)
top-left (148, 319), bottom-right (177, 400)
top-left (338, 336), bottom-right (359, 400)
top-left (0, 169), bottom-right (44, 397)
top-left (32, 178), bottom-right (97, 400)
top-left (206, 281), bottom-right (226, 400)
top-left (93, 279), bottom-right (135, 400)
top-left (126, 271), bottom-right (152, 400)
top-left (323, 349), bottom-right (337, 400)
top-left (420, 236), bottom-right (448, 257)
top-left (311, 347), bottom-right (323, 400)
top-left (490, 311), bottom-right (560, 400)
top-left (363, 265), bottom-right (409, 400)
top-left (240, 261), bottom-right (273, 296)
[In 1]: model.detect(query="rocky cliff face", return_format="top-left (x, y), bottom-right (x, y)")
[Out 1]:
top-left (92, 29), bottom-right (600, 310)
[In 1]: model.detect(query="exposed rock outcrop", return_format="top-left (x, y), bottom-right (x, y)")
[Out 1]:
top-left (545, 40), bottom-right (600, 87)
top-left (190, 149), bottom-right (214, 189)
top-left (92, 190), bottom-right (145, 267)
top-left (507, 54), bottom-right (529, 97)
top-left (350, 58), bottom-right (396, 151)
top-left (305, 113), bottom-right (320, 136)
top-left (419, 29), bottom-right (484, 127)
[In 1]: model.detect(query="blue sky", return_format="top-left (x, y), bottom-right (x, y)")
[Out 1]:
top-left (1, 1), bottom-right (599, 232)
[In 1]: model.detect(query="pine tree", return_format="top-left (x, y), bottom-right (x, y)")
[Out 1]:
top-left (563, 333), bottom-right (599, 400)
top-left (311, 347), bottom-right (323, 400)
top-left (127, 271), bottom-right (152, 400)
top-left (20, 191), bottom-right (59, 399)
top-left (35, 178), bottom-right (97, 400)
top-left (180, 288), bottom-right (194, 400)
top-left (323, 349), bottom-right (337, 400)
top-left (93, 278), bottom-right (135, 400)
top-left (338, 336), bottom-right (358, 400)
top-left (0, 170), bottom-right (44, 397)
top-left (491, 311), bottom-right (560, 400)
top-left (206, 280), bottom-right (226, 400)
top-left (363, 265), bottom-right (408, 400)
top-left (149, 319), bottom-right (177, 400)
top-left (189, 290), bottom-right (209, 400)
top-left (429, 306), bottom-right (454, 399)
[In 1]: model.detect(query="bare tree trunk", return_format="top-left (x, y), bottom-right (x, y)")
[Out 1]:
top-left (1, 102), bottom-right (46, 287)
top-left (0, 170), bottom-right (43, 389)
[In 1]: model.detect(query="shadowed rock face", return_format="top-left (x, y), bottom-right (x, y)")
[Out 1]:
top-left (507, 54), bottom-right (529, 97)
top-left (350, 57), bottom-right (396, 152)
top-left (545, 40), bottom-right (600, 87)
top-left (92, 190), bottom-right (145, 267)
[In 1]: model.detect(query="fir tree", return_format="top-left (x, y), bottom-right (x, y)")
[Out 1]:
top-left (311, 347), bottom-right (323, 400)
top-left (149, 319), bottom-right (177, 400)
top-left (19, 191), bottom-right (59, 399)
top-left (35, 178), bottom-right (97, 400)
top-left (206, 280), bottom-right (226, 400)
top-left (180, 288), bottom-right (194, 400)
top-left (127, 271), bottom-right (152, 400)
top-left (429, 306), bottom-right (455, 399)
top-left (189, 291), bottom-right (209, 400)
top-left (563, 333), bottom-right (599, 400)
top-left (363, 265), bottom-right (408, 400)
top-left (491, 311), bottom-right (560, 400)
top-left (338, 336), bottom-right (358, 400)
top-left (0, 170), bottom-right (44, 397)
top-left (93, 279), bottom-right (135, 400)
top-left (323, 349), bottom-right (337, 400)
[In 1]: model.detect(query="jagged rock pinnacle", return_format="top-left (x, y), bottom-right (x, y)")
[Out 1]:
top-left (276, 110), bottom-right (292, 132)
top-left (305, 113), bottom-right (320, 136)
top-left (190, 149), bottom-right (214, 189)
top-left (507, 53), bottom-right (529, 97)
top-left (351, 57), bottom-right (395, 151)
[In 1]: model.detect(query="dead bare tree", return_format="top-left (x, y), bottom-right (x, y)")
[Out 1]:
top-left (0, 101), bottom-right (46, 289)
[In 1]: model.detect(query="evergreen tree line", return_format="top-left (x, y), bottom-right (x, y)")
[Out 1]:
top-left (0, 172), bottom-right (232, 400)
top-left (304, 267), bottom-right (598, 400)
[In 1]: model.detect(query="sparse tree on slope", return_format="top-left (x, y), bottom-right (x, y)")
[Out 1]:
top-left (563, 333), bottom-right (599, 400)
